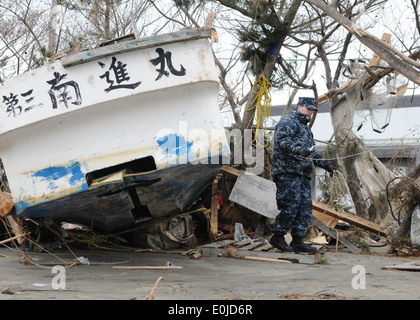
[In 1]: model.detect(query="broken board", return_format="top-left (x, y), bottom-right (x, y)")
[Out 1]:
top-left (228, 173), bottom-right (278, 219)
top-left (202, 240), bottom-right (318, 264)
top-left (311, 216), bottom-right (361, 253)
top-left (382, 261), bottom-right (420, 271)
top-left (0, 192), bottom-right (14, 218)
top-left (225, 169), bottom-right (387, 237)
top-left (312, 201), bottom-right (387, 237)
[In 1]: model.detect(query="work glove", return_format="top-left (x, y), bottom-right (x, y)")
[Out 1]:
top-left (325, 163), bottom-right (336, 177)
top-left (297, 147), bottom-right (312, 157)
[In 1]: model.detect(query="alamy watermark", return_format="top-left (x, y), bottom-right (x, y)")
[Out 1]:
top-left (51, 265), bottom-right (66, 290)
top-left (156, 121), bottom-right (266, 175)
top-left (351, 265), bottom-right (366, 290)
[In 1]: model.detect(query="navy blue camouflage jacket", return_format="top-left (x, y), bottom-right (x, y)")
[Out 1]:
top-left (272, 109), bottom-right (331, 179)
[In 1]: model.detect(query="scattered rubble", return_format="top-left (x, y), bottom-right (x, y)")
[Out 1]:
top-left (1, 164), bottom-right (419, 266)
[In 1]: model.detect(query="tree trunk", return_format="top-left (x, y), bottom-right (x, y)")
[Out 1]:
top-left (329, 91), bottom-right (395, 222)
top-left (241, 0), bottom-right (302, 132)
top-left (388, 165), bottom-right (420, 239)
top-left (48, 0), bottom-right (59, 54)
top-left (346, 165), bottom-right (369, 219)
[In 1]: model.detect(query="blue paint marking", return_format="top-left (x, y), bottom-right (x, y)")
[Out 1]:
top-left (15, 161), bottom-right (89, 214)
top-left (157, 134), bottom-right (193, 164)
top-left (32, 161), bottom-right (86, 187)
top-left (156, 133), bottom-right (232, 165)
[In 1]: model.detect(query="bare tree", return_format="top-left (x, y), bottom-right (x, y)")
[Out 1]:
top-left (0, 0), bottom-right (170, 79)
top-left (304, 0), bottom-right (420, 84)
top-left (0, 0), bottom-right (49, 77)
top-left (301, 0), bottom-right (420, 223)
top-left (215, 0), bottom-right (304, 133)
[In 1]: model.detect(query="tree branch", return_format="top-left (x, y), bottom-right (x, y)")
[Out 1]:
top-left (241, 0), bottom-right (303, 131)
top-left (303, 0), bottom-right (420, 85)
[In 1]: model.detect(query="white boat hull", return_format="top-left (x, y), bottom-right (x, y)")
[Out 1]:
top-left (0, 29), bottom-right (229, 231)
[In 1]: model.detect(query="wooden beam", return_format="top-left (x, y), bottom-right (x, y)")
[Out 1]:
top-left (311, 217), bottom-right (361, 253)
top-left (112, 266), bottom-right (183, 270)
top-left (312, 209), bottom-right (338, 229)
top-left (312, 201), bottom-right (387, 237)
top-left (210, 177), bottom-right (220, 241)
top-left (240, 255), bottom-right (292, 264)
top-left (0, 192), bottom-right (14, 218)
top-left (219, 165), bottom-right (242, 180)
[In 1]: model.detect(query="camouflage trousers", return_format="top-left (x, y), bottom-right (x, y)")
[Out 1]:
top-left (274, 174), bottom-right (313, 238)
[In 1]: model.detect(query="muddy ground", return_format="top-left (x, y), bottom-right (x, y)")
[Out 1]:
top-left (0, 243), bottom-right (418, 304)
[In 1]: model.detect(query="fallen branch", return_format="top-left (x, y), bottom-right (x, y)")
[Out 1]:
top-left (112, 265), bottom-right (183, 270)
top-left (19, 250), bottom-right (79, 268)
top-left (5, 215), bottom-right (26, 245)
top-left (0, 232), bottom-right (29, 246)
top-left (146, 276), bottom-right (164, 300)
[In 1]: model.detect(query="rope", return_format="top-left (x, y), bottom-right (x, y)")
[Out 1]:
top-left (247, 74), bottom-right (272, 147)
top-left (327, 170), bottom-right (351, 210)
top-left (65, 207), bottom-right (210, 251)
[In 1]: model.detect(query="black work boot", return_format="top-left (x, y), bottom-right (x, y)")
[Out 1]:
top-left (269, 234), bottom-right (293, 252)
top-left (290, 236), bottom-right (317, 254)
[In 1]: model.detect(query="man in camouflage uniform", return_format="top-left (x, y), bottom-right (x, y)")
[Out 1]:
top-left (271, 97), bottom-right (335, 253)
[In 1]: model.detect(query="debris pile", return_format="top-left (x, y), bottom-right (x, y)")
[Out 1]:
top-left (210, 165), bottom-right (390, 256)
top-left (1, 164), bottom-right (419, 265)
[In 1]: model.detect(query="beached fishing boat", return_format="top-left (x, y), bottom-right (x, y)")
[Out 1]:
top-left (0, 28), bottom-right (230, 232)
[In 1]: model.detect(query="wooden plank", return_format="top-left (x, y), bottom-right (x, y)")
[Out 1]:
top-left (112, 266), bottom-right (183, 270)
top-left (0, 192), bottom-right (14, 218)
top-left (220, 202), bottom-right (248, 227)
top-left (312, 209), bottom-right (338, 229)
top-left (382, 262), bottom-right (420, 271)
top-left (240, 242), bottom-right (265, 251)
top-left (311, 217), bottom-right (361, 254)
top-left (228, 174), bottom-right (278, 219)
top-left (312, 201), bottom-right (387, 237)
top-left (202, 239), bottom-right (236, 249)
top-left (235, 240), bottom-right (253, 248)
top-left (219, 165), bottom-right (242, 180)
top-left (210, 177), bottom-right (219, 241)
top-left (253, 243), bottom-right (275, 252)
top-left (241, 255), bottom-right (292, 264)
top-left (236, 248), bottom-right (312, 264)
top-left (202, 241), bottom-right (315, 264)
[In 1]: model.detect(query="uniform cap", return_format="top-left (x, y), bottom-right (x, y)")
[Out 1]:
top-left (298, 97), bottom-right (318, 110)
